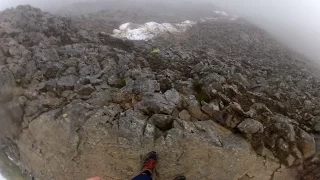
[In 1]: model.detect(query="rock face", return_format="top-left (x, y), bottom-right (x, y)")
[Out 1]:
top-left (0, 5), bottom-right (320, 180)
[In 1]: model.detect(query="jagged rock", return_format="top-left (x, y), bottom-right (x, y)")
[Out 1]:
top-left (272, 115), bottom-right (297, 142)
top-left (183, 95), bottom-right (209, 121)
top-left (187, 105), bottom-right (209, 121)
top-left (24, 99), bottom-right (43, 117)
top-left (2, 4), bottom-right (320, 180)
top-left (223, 84), bottom-right (241, 98)
top-left (250, 103), bottom-right (273, 116)
top-left (277, 138), bottom-right (290, 158)
top-left (45, 79), bottom-right (57, 91)
top-left (179, 110), bottom-right (191, 121)
top-left (75, 84), bottom-right (95, 96)
top-left (201, 101), bottom-right (220, 116)
top-left (149, 114), bottom-right (173, 130)
top-left (43, 62), bottom-right (64, 78)
top-left (57, 75), bottom-right (79, 90)
top-left (164, 89), bottom-right (181, 105)
top-left (201, 73), bottom-right (226, 90)
top-left (237, 118), bottom-right (264, 134)
top-left (291, 145), bottom-right (303, 161)
top-left (256, 145), bottom-right (278, 161)
top-left (132, 77), bottom-right (160, 94)
top-left (107, 75), bottom-right (126, 88)
top-left (231, 73), bottom-right (250, 87)
top-left (296, 129), bottom-right (316, 159)
top-left (118, 109), bottom-right (148, 144)
top-left (227, 102), bottom-right (248, 117)
top-left (0, 66), bottom-right (16, 101)
top-left (136, 93), bottom-right (176, 114)
top-left (315, 122), bottom-right (320, 133)
top-left (225, 114), bottom-right (241, 128)
top-left (38, 92), bottom-right (64, 108)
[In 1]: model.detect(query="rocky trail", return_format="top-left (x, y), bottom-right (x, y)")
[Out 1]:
top-left (0, 5), bottom-right (320, 180)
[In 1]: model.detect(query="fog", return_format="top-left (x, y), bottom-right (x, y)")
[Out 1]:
top-left (212, 0), bottom-right (320, 64)
top-left (1, 0), bottom-right (320, 63)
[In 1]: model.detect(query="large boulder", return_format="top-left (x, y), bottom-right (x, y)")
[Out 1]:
top-left (135, 93), bottom-right (176, 115)
top-left (149, 114), bottom-right (173, 130)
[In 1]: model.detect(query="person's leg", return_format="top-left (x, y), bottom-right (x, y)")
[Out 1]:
top-left (132, 173), bottom-right (152, 180)
top-left (174, 176), bottom-right (186, 180)
top-left (132, 152), bottom-right (157, 180)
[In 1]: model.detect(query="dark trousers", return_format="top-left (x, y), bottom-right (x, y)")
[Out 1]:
top-left (132, 172), bottom-right (152, 180)
top-left (132, 173), bottom-right (152, 180)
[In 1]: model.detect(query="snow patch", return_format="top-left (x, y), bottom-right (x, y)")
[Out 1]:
top-left (214, 11), bottom-right (228, 16)
top-left (112, 12), bottom-right (239, 41)
top-left (112, 20), bottom-right (196, 41)
top-left (0, 174), bottom-right (6, 180)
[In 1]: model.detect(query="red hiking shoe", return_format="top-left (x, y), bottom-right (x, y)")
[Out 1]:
top-left (142, 151), bottom-right (157, 172)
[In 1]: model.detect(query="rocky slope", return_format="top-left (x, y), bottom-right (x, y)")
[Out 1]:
top-left (0, 5), bottom-right (320, 180)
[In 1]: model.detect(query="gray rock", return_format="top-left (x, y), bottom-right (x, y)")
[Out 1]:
top-left (183, 95), bottom-right (209, 121)
top-left (304, 100), bottom-right (313, 110)
top-left (43, 62), bottom-right (63, 78)
top-left (250, 103), bottom-right (273, 116)
top-left (179, 110), bottom-right (191, 121)
top-left (0, 50), bottom-right (5, 65)
top-left (286, 154), bottom-right (296, 167)
top-left (229, 102), bottom-right (247, 116)
top-left (272, 115), bottom-right (297, 142)
top-left (136, 93), bottom-right (176, 114)
top-left (132, 77), bottom-right (159, 93)
top-left (225, 114), bottom-right (241, 128)
top-left (64, 67), bottom-right (77, 75)
top-left (237, 118), bottom-right (264, 134)
top-left (57, 75), bottom-right (79, 90)
top-left (277, 138), bottom-right (290, 154)
top-left (107, 75), bottom-right (126, 88)
top-left (118, 109), bottom-right (148, 144)
top-left (202, 72), bottom-right (226, 85)
top-left (315, 122), bottom-right (320, 133)
top-left (149, 114), bottom-right (173, 130)
top-left (256, 145), bottom-right (277, 161)
top-left (45, 79), bottom-right (57, 91)
top-left (201, 101), bottom-right (220, 116)
top-left (164, 89), bottom-right (181, 105)
top-left (75, 84), bottom-right (95, 96)
top-left (8, 46), bottom-right (21, 57)
top-left (0, 66), bottom-right (16, 102)
top-left (296, 129), bottom-right (316, 159)
top-left (231, 73), bottom-right (250, 87)
top-left (187, 105), bottom-right (209, 121)
top-left (6, 98), bottom-right (24, 122)
top-left (193, 121), bottom-right (222, 147)
top-left (24, 100), bottom-right (43, 117)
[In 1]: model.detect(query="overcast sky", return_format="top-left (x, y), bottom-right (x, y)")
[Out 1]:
top-left (212, 0), bottom-right (320, 62)
top-left (0, 0), bottom-right (320, 63)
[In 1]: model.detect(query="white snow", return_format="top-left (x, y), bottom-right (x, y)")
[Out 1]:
top-left (112, 20), bottom-right (196, 41)
top-left (112, 12), bottom-right (239, 41)
top-left (0, 174), bottom-right (6, 180)
top-left (230, 15), bottom-right (239, 21)
top-left (214, 11), bottom-right (228, 16)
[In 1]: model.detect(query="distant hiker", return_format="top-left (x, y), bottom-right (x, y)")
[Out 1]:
top-left (87, 152), bottom-right (186, 180)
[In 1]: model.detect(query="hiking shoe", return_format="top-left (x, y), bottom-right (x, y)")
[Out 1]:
top-left (174, 176), bottom-right (186, 180)
top-left (142, 151), bottom-right (157, 172)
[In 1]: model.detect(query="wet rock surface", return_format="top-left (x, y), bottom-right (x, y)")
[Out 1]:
top-left (0, 5), bottom-right (320, 180)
